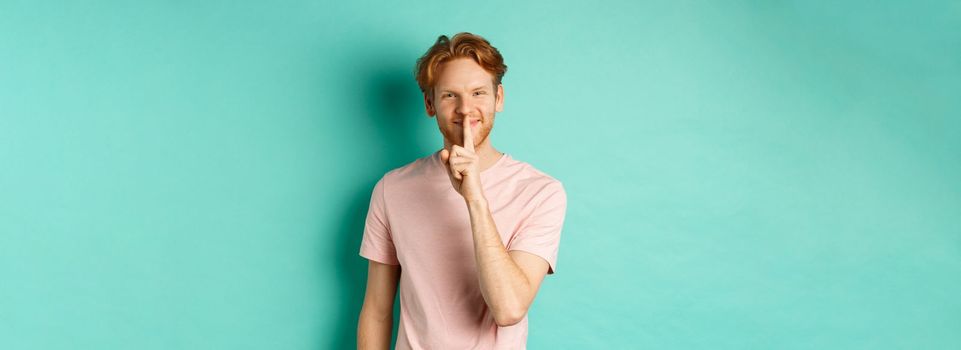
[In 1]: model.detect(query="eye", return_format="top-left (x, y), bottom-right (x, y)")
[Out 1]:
top-left (443, 93), bottom-right (454, 98)
top-left (473, 91), bottom-right (486, 96)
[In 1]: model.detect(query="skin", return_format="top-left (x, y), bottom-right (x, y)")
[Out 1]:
top-left (358, 58), bottom-right (551, 349)
top-left (357, 261), bottom-right (399, 350)
top-left (428, 57), bottom-right (504, 175)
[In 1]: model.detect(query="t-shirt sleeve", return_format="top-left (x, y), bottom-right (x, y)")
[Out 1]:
top-left (507, 181), bottom-right (567, 275)
top-left (358, 177), bottom-right (400, 265)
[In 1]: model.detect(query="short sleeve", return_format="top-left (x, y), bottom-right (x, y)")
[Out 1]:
top-left (359, 177), bottom-right (400, 265)
top-left (507, 182), bottom-right (567, 275)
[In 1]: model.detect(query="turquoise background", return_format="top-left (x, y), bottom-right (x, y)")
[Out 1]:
top-left (2, 1), bottom-right (959, 349)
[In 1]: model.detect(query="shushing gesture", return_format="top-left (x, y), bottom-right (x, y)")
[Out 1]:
top-left (440, 117), bottom-right (483, 202)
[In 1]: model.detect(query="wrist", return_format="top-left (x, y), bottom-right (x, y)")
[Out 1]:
top-left (464, 195), bottom-right (488, 206)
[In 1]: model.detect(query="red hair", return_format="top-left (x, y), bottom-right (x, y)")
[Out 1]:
top-left (415, 32), bottom-right (507, 98)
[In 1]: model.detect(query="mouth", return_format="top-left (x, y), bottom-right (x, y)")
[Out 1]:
top-left (454, 119), bottom-right (480, 127)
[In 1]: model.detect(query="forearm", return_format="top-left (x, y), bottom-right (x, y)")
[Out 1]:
top-left (357, 309), bottom-right (392, 350)
top-left (466, 197), bottom-right (531, 326)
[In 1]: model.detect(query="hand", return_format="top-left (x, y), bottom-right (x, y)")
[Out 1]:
top-left (440, 117), bottom-right (484, 202)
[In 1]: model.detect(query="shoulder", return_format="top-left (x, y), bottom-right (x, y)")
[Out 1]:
top-left (502, 155), bottom-right (566, 200)
top-left (376, 151), bottom-right (441, 193)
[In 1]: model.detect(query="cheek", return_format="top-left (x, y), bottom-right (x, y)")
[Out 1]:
top-left (438, 102), bottom-right (455, 113)
top-left (482, 103), bottom-right (493, 114)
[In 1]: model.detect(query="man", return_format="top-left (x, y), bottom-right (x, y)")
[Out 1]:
top-left (357, 32), bottom-right (568, 350)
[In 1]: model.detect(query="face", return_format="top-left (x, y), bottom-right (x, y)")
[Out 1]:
top-left (424, 58), bottom-right (504, 149)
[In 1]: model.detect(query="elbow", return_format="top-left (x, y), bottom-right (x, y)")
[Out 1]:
top-left (494, 308), bottom-right (527, 327)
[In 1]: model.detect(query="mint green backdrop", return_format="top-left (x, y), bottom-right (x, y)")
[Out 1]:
top-left (1, 1), bottom-right (959, 349)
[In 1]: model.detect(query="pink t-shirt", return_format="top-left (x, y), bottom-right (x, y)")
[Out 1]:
top-left (359, 150), bottom-right (567, 350)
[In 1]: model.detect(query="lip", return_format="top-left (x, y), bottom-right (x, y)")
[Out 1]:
top-left (454, 119), bottom-right (480, 126)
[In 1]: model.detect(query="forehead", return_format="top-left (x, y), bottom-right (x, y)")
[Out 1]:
top-left (434, 58), bottom-right (495, 90)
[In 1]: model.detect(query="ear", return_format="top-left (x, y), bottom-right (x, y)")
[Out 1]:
top-left (423, 90), bottom-right (436, 117)
top-left (495, 84), bottom-right (505, 113)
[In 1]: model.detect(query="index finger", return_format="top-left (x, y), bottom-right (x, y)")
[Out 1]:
top-left (463, 116), bottom-right (474, 152)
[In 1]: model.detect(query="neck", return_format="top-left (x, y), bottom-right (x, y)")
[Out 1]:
top-left (442, 139), bottom-right (503, 173)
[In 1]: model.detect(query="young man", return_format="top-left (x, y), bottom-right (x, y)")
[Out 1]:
top-left (357, 32), bottom-right (568, 350)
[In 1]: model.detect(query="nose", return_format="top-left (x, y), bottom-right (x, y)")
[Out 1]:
top-left (455, 98), bottom-right (474, 118)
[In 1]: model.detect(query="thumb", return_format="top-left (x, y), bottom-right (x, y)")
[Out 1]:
top-left (440, 149), bottom-right (450, 163)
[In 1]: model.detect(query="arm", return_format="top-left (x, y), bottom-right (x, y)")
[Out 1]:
top-left (441, 116), bottom-right (551, 327)
top-left (357, 260), bottom-right (401, 350)
top-left (467, 197), bottom-right (550, 327)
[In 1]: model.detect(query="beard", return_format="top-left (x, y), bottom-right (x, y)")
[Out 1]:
top-left (439, 115), bottom-right (495, 149)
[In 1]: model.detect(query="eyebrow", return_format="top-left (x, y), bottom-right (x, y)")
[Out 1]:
top-left (438, 85), bottom-right (491, 93)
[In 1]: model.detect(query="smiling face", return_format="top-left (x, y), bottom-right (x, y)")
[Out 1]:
top-left (424, 58), bottom-right (504, 150)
